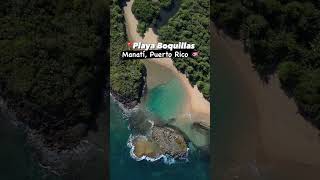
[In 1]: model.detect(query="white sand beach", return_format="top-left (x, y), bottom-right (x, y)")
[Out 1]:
top-left (123, 0), bottom-right (210, 128)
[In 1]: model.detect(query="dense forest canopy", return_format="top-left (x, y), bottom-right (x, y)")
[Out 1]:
top-left (158, 0), bottom-right (210, 99)
top-left (0, 0), bottom-right (107, 146)
top-left (110, 0), bottom-right (146, 107)
top-left (132, 0), bottom-right (174, 35)
top-left (213, 0), bottom-right (320, 128)
top-left (132, 0), bottom-right (210, 99)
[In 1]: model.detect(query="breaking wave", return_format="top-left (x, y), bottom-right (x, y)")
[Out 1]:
top-left (127, 134), bottom-right (189, 165)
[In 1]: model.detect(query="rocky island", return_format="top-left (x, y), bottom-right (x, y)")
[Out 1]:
top-left (110, 0), bottom-right (210, 179)
top-left (130, 125), bottom-right (188, 161)
top-left (111, 0), bottom-right (210, 163)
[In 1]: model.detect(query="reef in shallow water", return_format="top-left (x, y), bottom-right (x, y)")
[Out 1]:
top-left (128, 125), bottom-right (188, 162)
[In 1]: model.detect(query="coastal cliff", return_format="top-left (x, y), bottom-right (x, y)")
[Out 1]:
top-left (110, 0), bottom-right (147, 109)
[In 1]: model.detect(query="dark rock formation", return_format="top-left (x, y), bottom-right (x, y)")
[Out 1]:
top-left (132, 125), bottom-right (188, 159)
top-left (151, 126), bottom-right (188, 159)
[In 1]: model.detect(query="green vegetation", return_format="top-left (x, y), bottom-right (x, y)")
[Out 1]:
top-left (0, 0), bottom-right (107, 146)
top-left (131, 0), bottom-right (210, 99)
top-left (159, 0), bottom-right (210, 100)
top-left (111, 0), bottom-right (146, 108)
top-left (213, 0), bottom-right (320, 127)
top-left (132, 0), bottom-right (173, 35)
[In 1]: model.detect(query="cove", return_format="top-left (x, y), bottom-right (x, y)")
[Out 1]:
top-left (110, 98), bottom-right (209, 180)
top-left (145, 78), bottom-right (185, 121)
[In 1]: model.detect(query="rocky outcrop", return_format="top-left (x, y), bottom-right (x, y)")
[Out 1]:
top-left (132, 125), bottom-right (188, 160)
top-left (132, 136), bottom-right (161, 158)
top-left (151, 126), bottom-right (188, 158)
top-left (110, 79), bottom-right (146, 109)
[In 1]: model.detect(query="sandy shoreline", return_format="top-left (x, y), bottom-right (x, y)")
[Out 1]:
top-left (123, 0), bottom-right (210, 128)
top-left (213, 24), bottom-right (320, 179)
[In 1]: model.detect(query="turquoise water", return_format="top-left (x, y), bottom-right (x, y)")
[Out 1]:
top-left (145, 78), bottom-right (185, 121)
top-left (110, 98), bottom-right (209, 180)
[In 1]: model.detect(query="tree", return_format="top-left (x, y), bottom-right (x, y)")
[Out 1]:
top-left (278, 61), bottom-right (302, 89)
top-left (214, 0), bottom-right (320, 127)
top-left (241, 14), bottom-right (268, 39)
top-left (294, 71), bottom-right (320, 125)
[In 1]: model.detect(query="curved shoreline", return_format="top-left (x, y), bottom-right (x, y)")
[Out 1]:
top-left (213, 24), bottom-right (320, 179)
top-left (111, 95), bottom-right (188, 164)
top-left (122, 0), bottom-right (210, 128)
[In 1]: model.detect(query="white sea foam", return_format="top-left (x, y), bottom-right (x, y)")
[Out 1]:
top-left (148, 119), bottom-right (154, 128)
top-left (127, 134), bottom-right (189, 165)
top-left (110, 93), bottom-right (140, 115)
top-left (111, 93), bottom-right (189, 165)
top-left (127, 134), bottom-right (164, 162)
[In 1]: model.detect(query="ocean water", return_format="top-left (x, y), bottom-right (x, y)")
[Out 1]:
top-left (0, 106), bottom-right (105, 180)
top-left (0, 113), bottom-right (60, 180)
top-left (110, 98), bottom-right (209, 180)
top-left (145, 78), bottom-right (185, 121)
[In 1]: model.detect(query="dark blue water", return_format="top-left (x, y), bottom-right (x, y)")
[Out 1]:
top-left (0, 113), bottom-right (59, 180)
top-left (0, 106), bottom-right (105, 180)
top-left (110, 98), bottom-right (209, 180)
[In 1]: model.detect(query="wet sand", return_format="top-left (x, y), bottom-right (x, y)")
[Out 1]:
top-left (123, 0), bottom-right (210, 128)
top-left (213, 24), bottom-right (320, 179)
